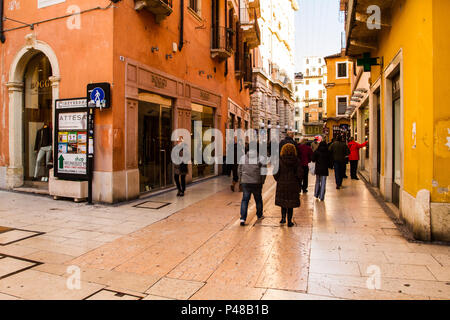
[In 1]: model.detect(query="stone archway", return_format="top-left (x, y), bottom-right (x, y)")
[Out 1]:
top-left (6, 35), bottom-right (60, 188)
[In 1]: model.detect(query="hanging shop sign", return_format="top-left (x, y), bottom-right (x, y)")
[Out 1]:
top-left (54, 98), bottom-right (91, 181)
top-left (87, 82), bottom-right (111, 110)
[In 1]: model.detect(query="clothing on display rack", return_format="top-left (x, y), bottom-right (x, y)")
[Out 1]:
top-left (34, 125), bottom-right (53, 180)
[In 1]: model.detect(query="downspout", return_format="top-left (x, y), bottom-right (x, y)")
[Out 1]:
top-left (179, 0), bottom-right (184, 51)
top-left (0, 0), bottom-right (5, 43)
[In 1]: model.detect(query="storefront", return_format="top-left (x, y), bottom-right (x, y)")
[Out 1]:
top-left (191, 103), bottom-right (215, 180)
top-left (137, 91), bottom-right (173, 193)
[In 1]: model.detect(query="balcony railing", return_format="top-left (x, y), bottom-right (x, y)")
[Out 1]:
top-left (134, 0), bottom-right (173, 23)
top-left (239, 7), bottom-right (260, 49)
top-left (211, 26), bottom-right (233, 60)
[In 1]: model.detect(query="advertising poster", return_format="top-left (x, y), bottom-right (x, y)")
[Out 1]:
top-left (77, 132), bottom-right (87, 143)
top-left (58, 143), bottom-right (68, 154)
top-left (68, 132), bottom-right (78, 143)
top-left (58, 132), bottom-right (68, 143)
top-left (57, 153), bottom-right (87, 175)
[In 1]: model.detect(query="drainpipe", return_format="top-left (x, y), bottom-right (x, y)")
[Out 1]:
top-left (179, 0), bottom-right (184, 51)
top-left (0, 0), bottom-right (5, 43)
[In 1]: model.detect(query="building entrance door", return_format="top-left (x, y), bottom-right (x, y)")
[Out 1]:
top-left (392, 74), bottom-right (401, 207)
top-left (376, 92), bottom-right (381, 188)
top-left (138, 92), bottom-right (173, 193)
top-left (23, 53), bottom-right (53, 188)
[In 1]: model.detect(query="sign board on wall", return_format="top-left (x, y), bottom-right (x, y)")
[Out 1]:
top-left (38, 0), bottom-right (65, 9)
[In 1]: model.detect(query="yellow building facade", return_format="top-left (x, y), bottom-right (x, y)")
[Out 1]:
top-left (343, 0), bottom-right (450, 241)
top-left (324, 52), bottom-right (352, 142)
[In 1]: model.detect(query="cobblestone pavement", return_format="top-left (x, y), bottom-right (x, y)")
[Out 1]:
top-left (0, 173), bottom-right (449, 300)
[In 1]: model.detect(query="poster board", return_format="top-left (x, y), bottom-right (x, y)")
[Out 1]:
top-left (54, 98), bottom-right (90, 181)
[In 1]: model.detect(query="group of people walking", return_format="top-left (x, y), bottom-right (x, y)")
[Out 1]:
top-left (236, 132), bottom-right (368, 227)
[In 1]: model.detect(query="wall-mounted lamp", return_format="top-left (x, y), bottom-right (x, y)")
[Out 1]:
top-left (151, 46), bottom-right (159, 53)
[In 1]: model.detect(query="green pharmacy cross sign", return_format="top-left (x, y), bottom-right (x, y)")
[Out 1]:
top-left (357, 52), bottom-right (380, 72)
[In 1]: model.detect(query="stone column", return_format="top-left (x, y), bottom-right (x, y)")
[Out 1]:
top-left (6, 81), bottom-right (24, 188)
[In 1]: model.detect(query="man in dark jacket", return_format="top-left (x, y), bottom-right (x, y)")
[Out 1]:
top-left (296, 138), bottom-right (313, 193)
top-left (279, 131), bottom-right (297, 153)
top-left (312, 141), bottom-right (333, 201)
top-left (329, 135), bottom-right (350, 189)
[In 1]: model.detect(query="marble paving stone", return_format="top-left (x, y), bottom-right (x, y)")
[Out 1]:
top-left (32, 263), bottom-right (68, 276)
top-left (142, 294), bottom-right (175, 300)
top-left (85, 289), bottom-right (141, 300)
top-left (358, 263), bottom-right (437, 281)
top-left (64, 231), bottom-right (105, 240)
top-left (0, 292), bottom-right (20, 300)
top-left (190, 283), bottom-right (266, 300)
top-left (310, 249), bottom-right (340, 261)
top-left (0, 270), bottom-right (104, 300)
top-left (0, 257), bottom-right (35, 278)
top-left (339, 250), bottom-right (388, 263)
top-left (0, 230), bottom-right (38, 245)
top-left (425, 265), bottom-right (450, 282)
top-left (309, 260), bottom-right (361, 276)
top-left (24, 250), bottom-right (76, 264)
top-left (0, 244), bottom-right (41, 258)
top-left (146, 277), bottom-right (205, 300)
top-left (432, 254), bottom-right (450, 266)
top-left (384, 252), bottom-right (441, 267)
top-left (262, 289), bottom-right (340, 300)
top-left (91, 234), bottom-right (123, 243)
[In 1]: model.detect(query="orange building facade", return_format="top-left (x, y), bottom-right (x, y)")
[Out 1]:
top-left (324, 51), bottom-right (352, 142)
top-left (0, 0), bottom-right (259, 203)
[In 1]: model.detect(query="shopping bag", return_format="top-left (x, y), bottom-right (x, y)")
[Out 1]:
top-left (308, 162), bottom-right (315, 176)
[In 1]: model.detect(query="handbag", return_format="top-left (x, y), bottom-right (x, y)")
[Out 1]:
top-left (308, 162), bottom-right (315, 176)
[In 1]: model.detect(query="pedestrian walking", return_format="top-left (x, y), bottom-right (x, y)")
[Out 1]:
top-left (238, 147), bottom-right (267, 226)
top-left (348, 137), bottom-right (368, 180)
top-left (329, 135), bottom-right (350, 189)
top-left (279, 131), bottom-right (297, 153)
top-left (231, 137), bottom-right (245, 192)
top-left (274, 143), bottom-right (303, 227)
top-left (311, 137), bottom-right (320, 152)
top-left (173, 138), bottom-right (188, 197)
top-left (312, 141), bottom-right (333, 201)
top-left (296, 138), bottom-right (313, 193)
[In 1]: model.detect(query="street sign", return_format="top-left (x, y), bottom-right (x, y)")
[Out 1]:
top-left (87, 82), bottom-right (111, 109)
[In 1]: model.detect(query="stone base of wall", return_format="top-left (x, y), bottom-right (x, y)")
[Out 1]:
top-left (93, 169), bottom-right (140, 204)
top-left (0, 166), bottom-right (6, 189)
top-left (49, 169), bottom-right (88, 200)
top-left (430, 202), bottom-right (450, 242)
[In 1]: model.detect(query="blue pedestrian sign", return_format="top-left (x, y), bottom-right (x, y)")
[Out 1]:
top-left (87, 83), bottom-right (111, 110)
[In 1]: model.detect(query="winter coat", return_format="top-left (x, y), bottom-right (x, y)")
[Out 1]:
top-left (312, 144), bottom-right (333, 177)
top-left (329, 141), bottom-right (350, 163)
top-left (274, 155), bottom-right (303, 208)
top-left (238, 150), bottom-right (267, 185)
top-left (311, 141), bottom-right (319, 152)
top-left (348, 141), bottom-right (368, 161)
top-left (173, 143), bottom-right (189, 175)
top-left (297, 143), bottom-right (313, 166)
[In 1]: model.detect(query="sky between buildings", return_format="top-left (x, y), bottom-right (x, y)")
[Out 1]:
top-left (294, 0), bottom-right (345, 72)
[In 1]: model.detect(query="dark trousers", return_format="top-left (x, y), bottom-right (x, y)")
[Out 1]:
top-left (281, 208), bottom-right (293, 222)
top-left (174, 174), bottom-right (186, 192)
top-left (232, 164), bottom-right (239, 182)
top-left (333, 161), bottom-right (345, 187)
top-left (240, 184), bottom-right (263, 221)
top-left (350, 160), bottom-right (359, 179)
top-left (299, 165), bottom-right (309, 192)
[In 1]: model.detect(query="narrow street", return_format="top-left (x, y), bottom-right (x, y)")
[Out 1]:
top-left (0, 173), bottom-right (448, 300)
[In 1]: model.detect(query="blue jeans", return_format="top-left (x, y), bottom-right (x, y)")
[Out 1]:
top-left (334, 161), bottom-right (345, 187)
top-left (240, 184), bottom-right (263, 221)
top-left (314, 176), bottom-right (327, 201)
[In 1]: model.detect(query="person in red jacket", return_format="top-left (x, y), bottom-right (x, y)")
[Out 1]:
top-left (348, 137), bottom-right (368, 180)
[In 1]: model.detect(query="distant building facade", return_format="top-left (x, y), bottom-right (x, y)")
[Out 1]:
top-left (250, 0), bottom-right (299, 136)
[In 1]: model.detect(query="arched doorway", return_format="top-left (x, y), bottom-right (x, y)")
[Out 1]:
top-left (23, 53), bottom-right (53, 186)
top-left (6, 40), bottom-right (60, 190)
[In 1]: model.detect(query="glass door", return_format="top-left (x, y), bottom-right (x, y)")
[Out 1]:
top-left (392, 74), bottom-right (401, 207)
top-left (138, 98), bottom-right (173, 193)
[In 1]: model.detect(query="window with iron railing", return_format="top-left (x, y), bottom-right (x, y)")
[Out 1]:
top-left (189, 0), bottom-right (200, 14)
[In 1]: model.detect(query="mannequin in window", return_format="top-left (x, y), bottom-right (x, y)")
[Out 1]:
top-left (33, 124), bottom-right (52, 181)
